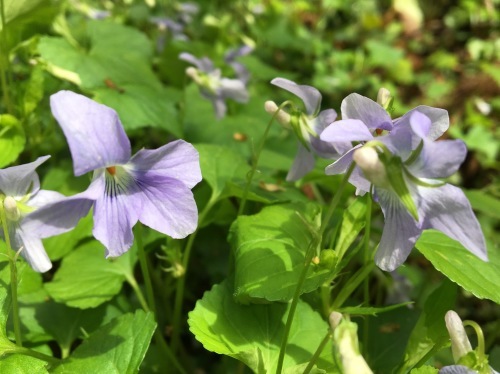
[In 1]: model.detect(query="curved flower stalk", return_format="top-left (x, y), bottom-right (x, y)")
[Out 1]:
top-left (24, 91), bottom-right (202, 258)
top-left (320, 93), bottom-right (487, 271)
top-left (439, 311), bottom-right (499, 374)
top-left (180, 46), bottom-right (251, 119)
top-left (265, 78), bottom-right (350, 181)
top-left (0, 157), bottom-right (69, 272)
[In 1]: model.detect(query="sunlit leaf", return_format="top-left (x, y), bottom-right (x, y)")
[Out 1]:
top-left (416, 230), bottom-right (500, 304)
top-left (52, 310), bottom-right (155, 373)
top-left (44, 241), bottom-right (137, 309)
top-left (229, 203), bottom-right (334, 303)
top-left (188, 280), bottom-right (338, 373)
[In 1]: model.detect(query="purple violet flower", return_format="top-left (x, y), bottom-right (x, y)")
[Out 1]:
top-left (0, 157), bottom-right (66, 272)
top-left (180, 49), bottom-right (250, 119)
top-left (265, 78), bottom-right (350, 181)
top-left (320, 93), bottom-right (487, 271)
top-left (24, 91), bottom-right (202, 258)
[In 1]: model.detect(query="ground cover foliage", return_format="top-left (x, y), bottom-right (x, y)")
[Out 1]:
top-left (0, 0), bottom-right (499, 373)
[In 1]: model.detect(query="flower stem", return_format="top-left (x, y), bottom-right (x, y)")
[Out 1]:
top-left (303, 329), bottom-right (332, 374)
top-left (171, 195), bottom-right (217, 352)
top-left (0, 206), bottom-right (22, 347)
top-left (17, 346), bottom-right (60, 365)
top-left (275, 165), bottom-right (355, 374)
top-left (362, 190), bottom-right (373, 352)
top-left (237, 101), bottom-right (291, 216)
top-left (135, 224), bottom-right (186, 374)
top-left (136, 224), bottom-right (155, 312)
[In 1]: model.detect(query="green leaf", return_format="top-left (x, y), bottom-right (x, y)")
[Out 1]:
top-left (416, 230), bottom-right (500, 304)
top-left (399, 279), bottom-right (457, 372)
top-left (464, 190), bottom-right (500, 220)
top-left (0, 115), bottom-right (26, 168)
top-left (0, 257), bottom-right (11, 339)
top-left (52, 310), bottom-right (156, 373)
top-left (0, 354), bottom-right (48, 373)
top-left (195, 144), bottom-right (248, 199)
top-left (43, 212), bottom-right (93, 260)
top-left (2, 0), bottom-right (45, 26)
top-left (229, 203), bottom-right (334, 303)
top-left (364, 308), bottom-right (420, 373)
top-left (188, 280), bottom-right (337, 373)
top-left (410, 366), bottom-right (439, 374)
top-left (92, 84), bottom-right (179, 134)
top-left (44, 241), bottom-right (137, 309)
top-left (38, 21), bottom-right (180, 134)
top-left (338, 302), bottom-right (413, 316)
top-left (22, 65), bottom-right (44, 116)
top-left (334, 197), bottom-right (367, 260)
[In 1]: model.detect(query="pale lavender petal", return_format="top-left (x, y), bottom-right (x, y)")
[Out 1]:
top-left (286, 143), bottom-right (315, 181)
top-left (394, 105), bottom-right (449, 140)
top-left (224, 45), bottom-right (253, 63)
top-left (409, 139), bottom-right (466, 178)
top-left (325, 146), bottom-right (359, 175)
top-left (225, 45), bottom-right (252, 83)
top-left (50, 91), bottom-right (131, 176)
top-left (271, 78), bottom-right (321, 115)
top-left (314, 109), bottom-right (337, 133)
top-left (350, 167), bottom-right (371, 194)
top-left (341, 93), bottom-right (392, 130)
top-left (408, 111), bottom-right (432, 139)
top-left (137, 175), bottom-right (198, 238)
top-left (212, 97), bottom-right (227, 119)
top-left (179, 53), bottom-right (214, 72)
top-left (12, 228), bottom-right (52, 273)
top-left (22, 179), bottom-right (103, 238)
top-left (320, 119), bottom-right (374, 143)
top-left (311, 109), bottom-right (351, 157)
top-left (130, 140), bottom-right (201, 188)
top-left (439, 365), bottom-right (477, 374)
top-left (418, 184), bottom-right (488, 261)
top-left (0, 156), bottom-right (49, 197)
top-left (324, 146), bottom-right (371, 192)
top-left (219, 78), bottom-right (249, 103)
top-left (375, 189), bottom-right (422, 271)
top-left (92, 176), bottom-right (142, 257)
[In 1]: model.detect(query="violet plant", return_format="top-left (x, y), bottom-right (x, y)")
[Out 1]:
top-left (26, 91), bottom-right (202, 257)
top-left (180, 46), bottom-right (251, 118)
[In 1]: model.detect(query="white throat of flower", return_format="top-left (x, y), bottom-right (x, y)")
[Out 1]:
top-left (102, 165), bottom-right (134, 198)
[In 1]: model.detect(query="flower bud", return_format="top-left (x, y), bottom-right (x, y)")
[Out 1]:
top-left (186, 66), bottom-right (202, 85)
top-left (377, 88), bottom-right (393, 111)
top-left (329, 311), bottom-right (342, 330)
top-left (264, 100), bottom-right (291, 125)
top-left (4, 196), bottom-right (21, 221)
top-left (353, 146), bottom-right (389, 188)
top-left (445, 310), bottom-right (473, 362)
top-left (333, 319), bottom-right (373, 374)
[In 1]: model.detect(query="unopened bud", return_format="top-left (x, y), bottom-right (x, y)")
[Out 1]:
top-left (377, 88), bottom-right (392, 110)
top-left (264, 100), bottom-right (290, 125)
top-left (4, 196), bottom-right (21, 221)
top-left (329, 311), bottom-right (343, 330)
top-left (334, 319), bottom-right (373, 374)
top-left (186, 67), bottom-right (201, 83)
top-left (445, 310), bottom-right (473, 362)
top-left (353, 147), bottom-right (389, 188)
